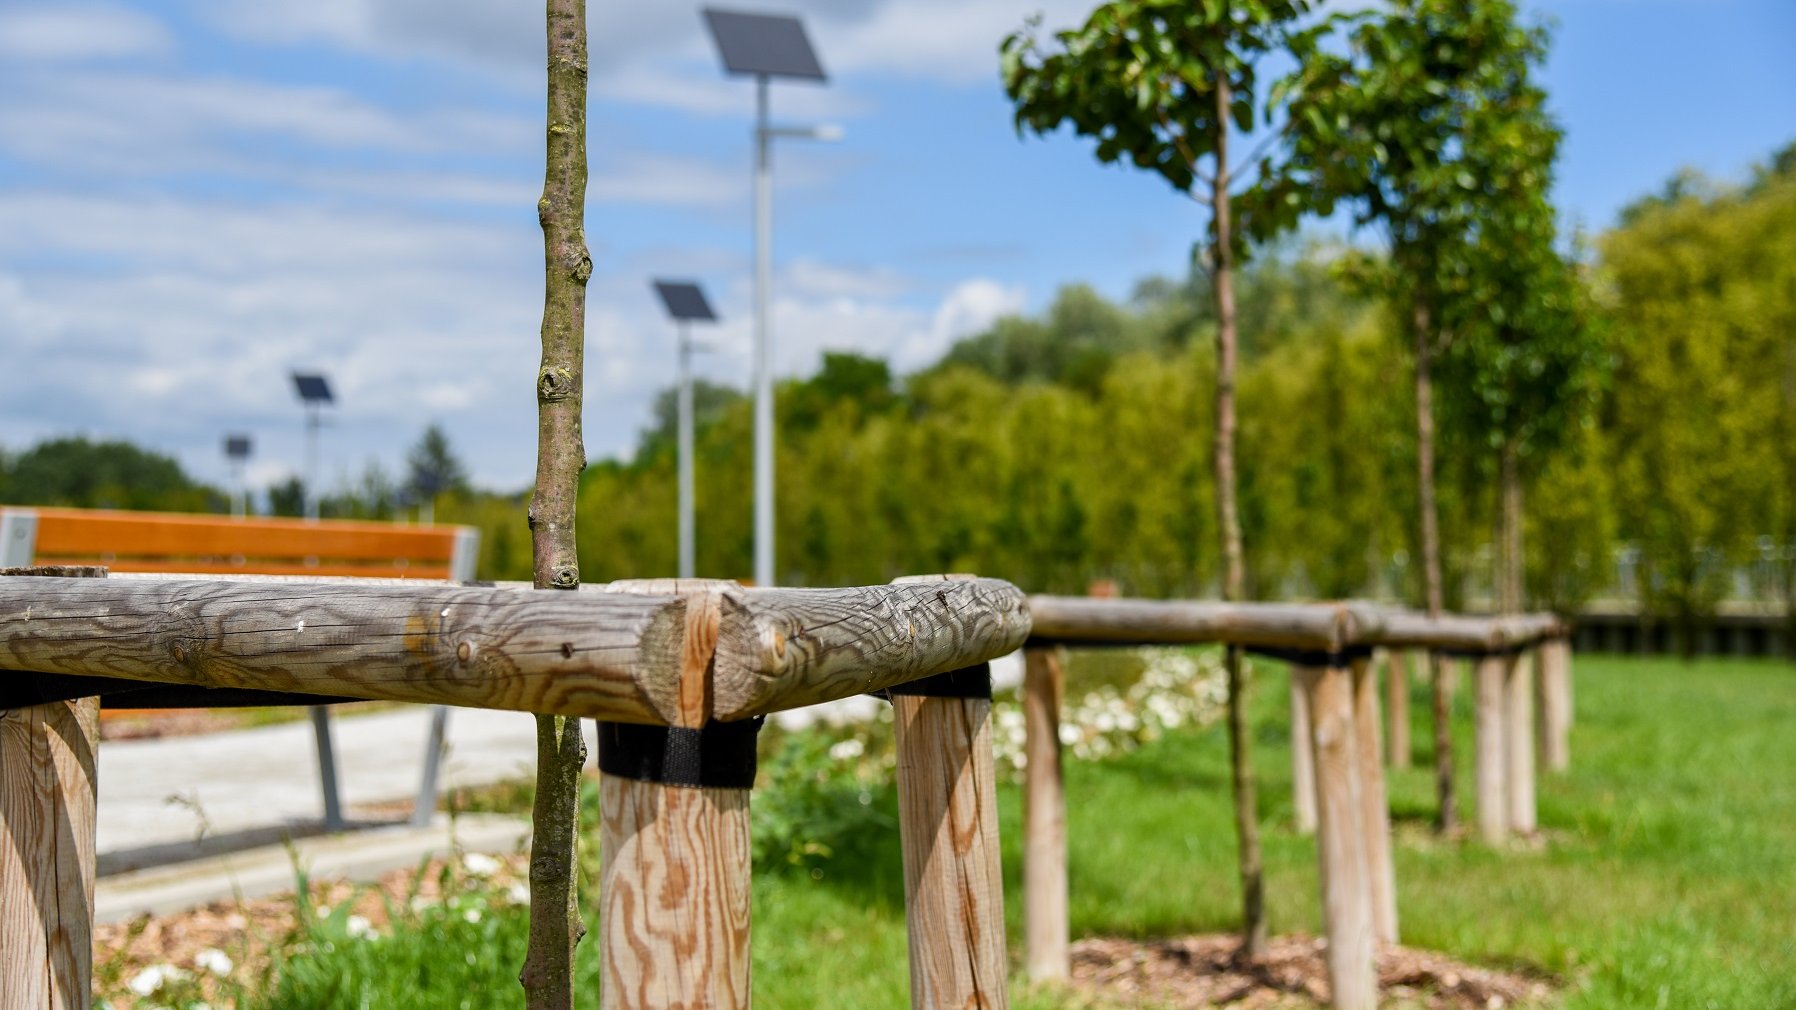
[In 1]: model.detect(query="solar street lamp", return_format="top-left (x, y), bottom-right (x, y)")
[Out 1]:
top-left (652, 280), bottom-right (720, 579)
top-left (223, 434), bottom-right (253, 519)
top-left (703, 7), bottom-right (837, 587)
top-left (291, 372), bottom-right (334, 521)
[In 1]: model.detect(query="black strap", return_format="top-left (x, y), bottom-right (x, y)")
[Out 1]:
top-left (0, 671), bottom-right (355, 711)
top-left (879, 663), bottom-right (992, 700)
top-left (596, 718), bottom-right (764, 789)
top-left (1245, 644), bottom-right (1376, 668)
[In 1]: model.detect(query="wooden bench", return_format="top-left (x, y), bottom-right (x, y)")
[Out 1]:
top-left (0, 506), bottom-right (480, 831)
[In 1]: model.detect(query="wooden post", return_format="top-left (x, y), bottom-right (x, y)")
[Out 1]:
top-left (1023, 645), bottom-right (1068, 982)
top-left (597, 580), bottom-right (753, 1010)
top-left (1537, 638), bottom-right (1571, 773)
top-left (1504, 651), bottom-right (1537, 836)
top-left (1296, 664), bottom-right (1376, 1010)
top-left (1383, 649), bottom-right (1410, 770)
top-left (598, 769), bottom-right (752, 1010)
top-left (1291, 671), bottom-right (1317, 835)
top-left (893, 668), bottom-right (1009, 1010)
top-left (1, 565), bottom-right (103, 1010)
top-left (1351, 656), bottom-right (1398, 945)
top-left (1474, 653), bottom-right (1509, 844)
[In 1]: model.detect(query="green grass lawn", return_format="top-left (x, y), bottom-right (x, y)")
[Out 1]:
top-left (244, 654), bottom-right (1796, 1009)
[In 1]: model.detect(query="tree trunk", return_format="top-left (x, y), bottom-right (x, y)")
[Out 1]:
top-left (520, 1), bottom-right (592, 1007)
top-left (1212, 75), bottom-right (1266, 960)
top-left (1497, 439), bottom-right (1524, 615)
top-left (1414, 296), bottom-right (1456, 835)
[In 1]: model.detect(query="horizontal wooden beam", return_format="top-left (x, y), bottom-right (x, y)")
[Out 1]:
top-left (711, 578), bottom-right (1030, 720)
top-left (1363, 609), bottom-right (1563, 652)
top-left (0, 576), bottom-right (687, 723)
top-left (0, 574), bottom-right (1033, 724)
top-left (1027, 595), bottom-right (1563, 654)
top-left (1025, 595), bottom-right (1372, 652)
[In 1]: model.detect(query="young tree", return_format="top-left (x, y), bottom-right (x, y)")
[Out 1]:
top-left (1002, 0), bottom-right (1317, 956)
top-left (519, 0), bottom-right (591, 1006)
top-left (1273, 0), bottom-right (1572, 832)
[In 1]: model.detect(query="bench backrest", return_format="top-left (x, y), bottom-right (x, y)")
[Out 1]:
top-left (0, 506), bottom-right (479, 581)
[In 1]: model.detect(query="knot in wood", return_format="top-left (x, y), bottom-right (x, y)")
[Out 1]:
top-left (537, 366), bottom-right (575, 402)
top-left (551, 566), bottom-right (579, 589)
top-left (456, 641), bottom-right (474, 664)
top-left (570, 247), bottom-right (593, 284)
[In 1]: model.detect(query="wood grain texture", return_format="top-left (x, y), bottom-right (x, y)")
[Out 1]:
top-left (1, 696), bottom-right (99, 1010)
top-left (710, 578), bottom-right (1029, 721)
top-left (1290, 671), bottom-right (1317, 835)
top-left (1474, 654), bottom-right (1510, 844)
top-left (598, 774), bottom-right (751, 1010)
top-left (1297, 664), bottom-right (1376, 1010)
top-left (604, 580), bottom-right (740, 728)
top-left (0, 576), bottom-right (686, 722)
top-left (1537, 639), bottom-right (1571, 773)
top-left (1022, 646), bottom-right (1068, 982)
top-left (894, 691), bottom-right (1009, 1010)
top-left (1350, 658), bottom-right (1398, 946)
top-left (0, 565), bottom-right (103, 1010)
top-left (1384, 649), bottom-right (1410, 770)
top-left (1504, 651), bottom-right (1537, 836)
top-left (1027, 596), bottom-right (1367, 651)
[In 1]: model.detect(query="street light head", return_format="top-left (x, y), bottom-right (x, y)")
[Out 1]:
top-left (811, 123), bottom-right (844, 142)
top-left (652, 279), bottom-right (719, 323)
top-left (291, 372), bottom-right (334, 405)
top-left (703, 8), bottom-right (826, 82)
top-left (223, 434), bottom-right (253, 461)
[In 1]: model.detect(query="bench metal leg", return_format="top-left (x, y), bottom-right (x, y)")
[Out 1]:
top-left (411, 705), bottom-right (451, 827)
top-left (310, 706), bottom-right (345, 832)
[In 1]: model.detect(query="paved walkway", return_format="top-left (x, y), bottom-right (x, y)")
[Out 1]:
top-left (97, 705), bottom-right (542, 870)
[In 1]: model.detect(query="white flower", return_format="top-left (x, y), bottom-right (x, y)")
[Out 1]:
top-left (462, 852), bottom-right (502, 877)
top-left (463, 908), bottom-right (483, 924)
top-left (193, 948), bottom-right (234, 976)
top-left (827, 738), bottom-right (865, 761)
top-left (507, 882), bottom-right (531, 905)
top-left (128, 964), bottom-right (189, 996)
top-left (345, 914), bottom-right (377, 939)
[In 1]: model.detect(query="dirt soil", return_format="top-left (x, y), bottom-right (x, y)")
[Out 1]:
top-left (1069, 934), bottom-right (1554, 1009)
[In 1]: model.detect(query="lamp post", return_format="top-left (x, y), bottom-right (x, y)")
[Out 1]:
top-left (703, 8), bottom-right (836, 587)
top-left (223, 434), bottom-right (252, 519)
top-left (652, 280), bottom-right (720, 579)
top-left (290, 373), bottom-right (334, 521)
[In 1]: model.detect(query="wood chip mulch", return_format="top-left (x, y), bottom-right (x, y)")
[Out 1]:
top-left (1069, 934), bottom-right (1554, 1009)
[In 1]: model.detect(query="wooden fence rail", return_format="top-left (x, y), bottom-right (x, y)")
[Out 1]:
top-left (1018, 594), bottom-right (1572, 1010)
top-left (0, 570), bottom-right (1027, 1010)
top-left (1, 571), bottom-right (1575, 1010)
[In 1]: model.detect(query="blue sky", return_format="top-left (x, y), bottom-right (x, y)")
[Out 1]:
top-left (1, 0), bottom-right (1792, 493)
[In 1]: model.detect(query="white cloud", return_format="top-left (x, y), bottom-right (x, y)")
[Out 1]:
top-left (0, 3), bottom-right (176, 63)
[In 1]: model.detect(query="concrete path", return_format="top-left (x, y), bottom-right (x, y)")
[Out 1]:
top-left (98, 705), bottom-right (543, 871)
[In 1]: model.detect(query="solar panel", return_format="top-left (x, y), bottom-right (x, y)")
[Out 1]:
top-left (223, 435), bottom-right (253, 460)
top-left (292, 373), bottom-right (334, 404)
top-left (653, 280), bottom-right (718, 322)
top-left (703, 8), bottom-right (826, 81)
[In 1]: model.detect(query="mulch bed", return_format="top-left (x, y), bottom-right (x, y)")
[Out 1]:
top-left (1069, 934), bottom-right (1553, 1009)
